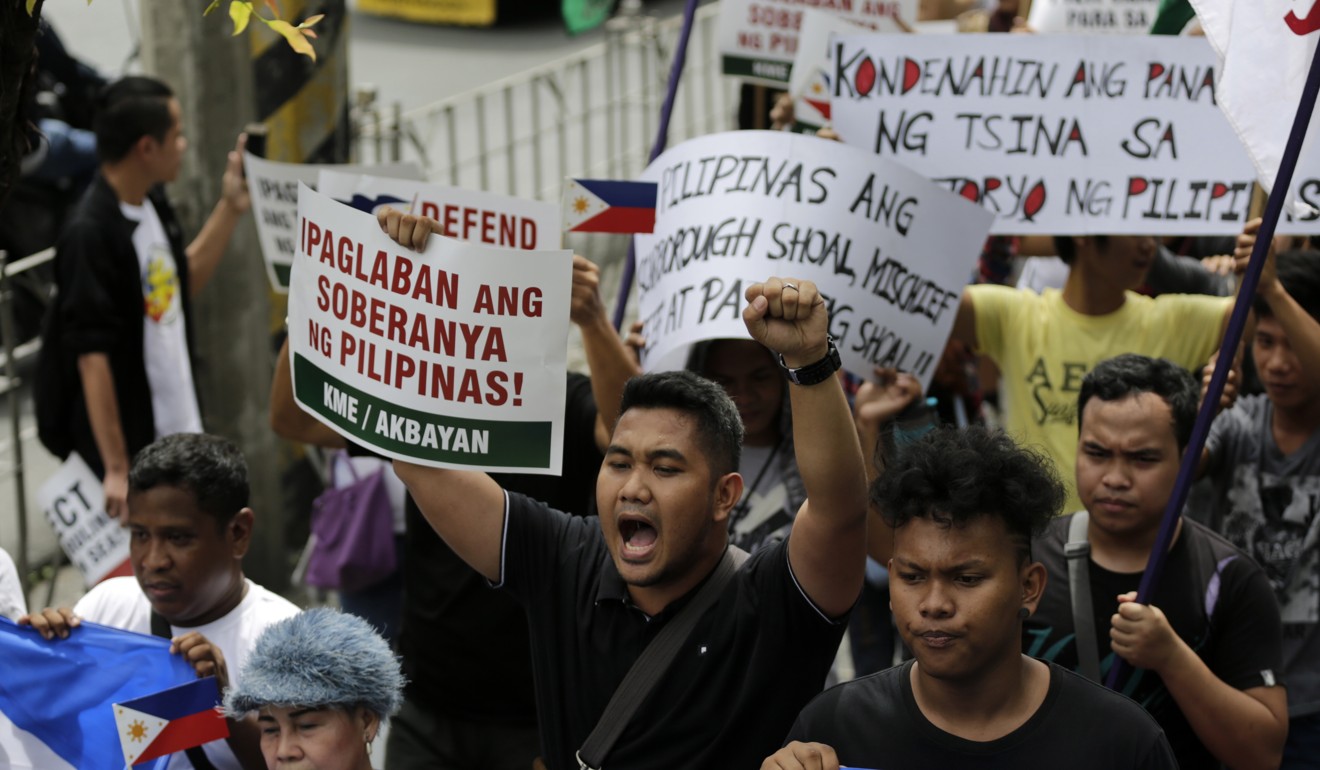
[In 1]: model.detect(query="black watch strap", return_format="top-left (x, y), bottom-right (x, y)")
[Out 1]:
top-left (778, 337), bottom-right (842, 386)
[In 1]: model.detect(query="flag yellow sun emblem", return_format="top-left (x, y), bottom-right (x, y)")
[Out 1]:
top-left (572, 196), bottom-right (590, 214)
top-left (126, 719), bottom-right (148, 743)
top-left (811, 82), bottom-right (823, 94)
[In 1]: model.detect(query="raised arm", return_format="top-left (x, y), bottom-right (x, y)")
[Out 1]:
top-left (392, 462), bottom-right (506, 582)
top-left (852, 367), bottom-right (921, 565)
top-left (269, 338), bottom-right (346, 448)
top-left (743, 277), bottom-right (868, 618)
top-left (375, 206), bottom-right (519, 582)
top-left (571, 254), bottom-right (639, 451)
top-left (1253, 241), bottom-right (1320, 385)
top-left (186, 134), bottom-right (250, 296)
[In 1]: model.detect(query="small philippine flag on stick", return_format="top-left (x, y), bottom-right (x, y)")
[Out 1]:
top-left (114, 677), bottom-right (229, 766)
top-left (562, 178), bottom-right (657, 234)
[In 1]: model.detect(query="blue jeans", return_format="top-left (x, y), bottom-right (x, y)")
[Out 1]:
top-left (1283, 712), bottom-right (1320, 770)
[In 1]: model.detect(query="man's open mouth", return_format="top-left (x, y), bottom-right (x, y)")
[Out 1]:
top-left (619, 517), bottom-right (658, 558)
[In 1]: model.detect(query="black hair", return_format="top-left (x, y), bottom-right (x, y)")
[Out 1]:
top-left (93, 76), bottom-right (174, 163)
top-left (129, 433), bottom-right (249, 527)
top-left (1253, 249), bottom-right (1320, 322)
top-left (1077, 354), bottom-right (1199, 451)
top-left (1054, 234), bottom-right (1109, 266)
top-left (618, 370), bottom-right (744, 477)
top-left (870, 425), bottom-right (1063, 564)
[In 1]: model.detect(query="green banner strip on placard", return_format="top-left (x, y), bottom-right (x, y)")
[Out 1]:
top-left (293, 353), bottom-right (551, 468)
top-left (722, 55), bottom-right (792, 85)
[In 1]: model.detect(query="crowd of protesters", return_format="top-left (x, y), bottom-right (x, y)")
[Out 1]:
top-left (4, 5), bottom-right (1320, 770)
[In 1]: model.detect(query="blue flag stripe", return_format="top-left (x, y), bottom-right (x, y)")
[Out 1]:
top-left (575, 179), bottom-right (657, 209)
top-left (119, 677), bottom-right (222, 721)
top-left (0, 617), bottom-right (195, 770)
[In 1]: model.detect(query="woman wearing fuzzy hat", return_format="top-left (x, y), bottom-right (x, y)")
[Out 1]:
top-left (225, 608), bottom-right (405, 770)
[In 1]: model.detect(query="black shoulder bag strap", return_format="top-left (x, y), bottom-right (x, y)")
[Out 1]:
top-left (150, 611), bottom-right (222, 770)
top-left (575, 545), bottom-right (751, 770)
top-left (1064, 511), bottom-right (1103, 682)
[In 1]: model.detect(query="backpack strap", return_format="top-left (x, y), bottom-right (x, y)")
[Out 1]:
top-left (576, 545), bottom-right (751, 770)
top-left (1065, 511), bottom-right (1102, 682)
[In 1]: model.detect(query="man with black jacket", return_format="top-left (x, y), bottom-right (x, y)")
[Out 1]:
top-left (38, 75), bottom-right (249, 518)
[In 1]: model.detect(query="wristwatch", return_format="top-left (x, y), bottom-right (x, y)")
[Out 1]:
top-left (779, 337), bottom-right (842, 386)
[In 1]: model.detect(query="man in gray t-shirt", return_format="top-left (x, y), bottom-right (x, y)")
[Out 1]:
top-left (1201, 247), bottom-right (1320, 766)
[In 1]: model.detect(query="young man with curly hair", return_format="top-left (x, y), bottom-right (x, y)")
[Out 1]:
top-left (763, 426), bottom-right (1176, 770)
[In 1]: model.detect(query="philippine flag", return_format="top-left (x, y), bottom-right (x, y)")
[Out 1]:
top-left (562, 178), bottom-right (657, 234)
top-left (0, 617), bottom-right (195, 770)
top-left (115, 678), bottom-right (229, 766)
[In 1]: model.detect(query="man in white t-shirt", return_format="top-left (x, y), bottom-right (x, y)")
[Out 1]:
top-left (22, 434), bottom-right (299, 770)
top-left (38, 75), bottom-right (250, 519)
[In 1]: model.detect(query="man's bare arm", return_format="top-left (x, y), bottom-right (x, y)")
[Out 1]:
top-left (269, 338), bottom-right (346, 448)
top-left (186, 134), bottom-right (250, 296)
top-left (392, 462), bottom-right (507, 581)
top-left (744, 278), bottom-right (868, 619)
top-left (571, 255), bottom-right (639, 451)
top-left (77, 353), bottom-right (130, 519)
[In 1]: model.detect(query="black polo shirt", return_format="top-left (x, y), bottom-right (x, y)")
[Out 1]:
top-left (498, 491), bottom-right (847, 770)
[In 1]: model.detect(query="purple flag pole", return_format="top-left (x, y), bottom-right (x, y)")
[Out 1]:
top-left (1105, 38), bottom-right (1320, 690)
top-left (610, 0), bottom-right (700, 331)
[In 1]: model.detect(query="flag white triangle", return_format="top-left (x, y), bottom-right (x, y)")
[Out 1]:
top-left (561, 179), bottom-right (610, 231)
top-left (113, 704), bottom-right (167, 766)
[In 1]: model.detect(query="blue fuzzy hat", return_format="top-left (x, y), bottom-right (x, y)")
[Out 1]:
top-left (224, 608), bottom-right (404, 719)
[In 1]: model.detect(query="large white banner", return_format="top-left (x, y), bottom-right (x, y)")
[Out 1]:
top-left (1028, 0), bottom-right (1161, 34)
top-left (830, 34), bottom-right (1320, 234)
top-left (718, 0), bottom-right (916, 86)
top-left (633, 130), bottom-right (994, 394)
top-left (315, 171), bottom-right (561, 249)
top-left (288, 185), bottom-right (573, 474)
top-left (245, 155), bottom-right (424, 292)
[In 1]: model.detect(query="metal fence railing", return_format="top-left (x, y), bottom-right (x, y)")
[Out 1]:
top-left (0, 247), bottom-right (61, 606)
top-left (352, 3), bottom-right (736, 249)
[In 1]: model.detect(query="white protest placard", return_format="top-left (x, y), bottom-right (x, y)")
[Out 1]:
top-left (787, 9), bottom-right (871, 130)
top-left (1028, 0), bottom-right (1160, 34)
top-left (633, 130), bottom-right (994, 394)
top-left (828, 34), bottom-right (1320, 235)
top-left (245, 154), bottom-right (425, 292)
top-left (718, 0), bottom-right (916, 86)
top-left (289, 185), bottom-right (573, 474)
top-left (315, 171), bottom-right (562, 249)
top-left (37, 454), bottom-right (131, 587)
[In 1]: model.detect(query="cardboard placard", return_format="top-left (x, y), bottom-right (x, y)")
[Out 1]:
top-left (288, 185), bottom-right (573, 474)
top-left (632, 130), bottom-right (994, 393)
top-left (244, 154), bottom-right (424, 292)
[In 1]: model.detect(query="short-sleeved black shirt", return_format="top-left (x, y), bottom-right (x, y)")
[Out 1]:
top-left (355, 372), bottom-right (602, 722)
top-left (1025, 514), bottom-right (1285, 770)
top-left (498, 491), bottom-right (847, 770)
top-left (785, 660), bottom-right (1177, 769)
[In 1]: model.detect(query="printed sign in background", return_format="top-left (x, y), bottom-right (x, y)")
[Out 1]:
top-left (718, 0), bottom-right (916, 86)
top-left (37, 454), bottom-right (131, 587)
top-left (632, 130), bottom-right (994, 394)
top-left (244, 154), bottom-right (424, 292)
top-left (787, 9), bottom-right (870, 130)
top-left (289, 185), bottom-right (573, 474)
top-left (829, 34), bottom-right (1320, 234)
top-left (1027, 0), bottom-right (1161, 34)
top-left (315, 171), bottom-right (562, 249)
